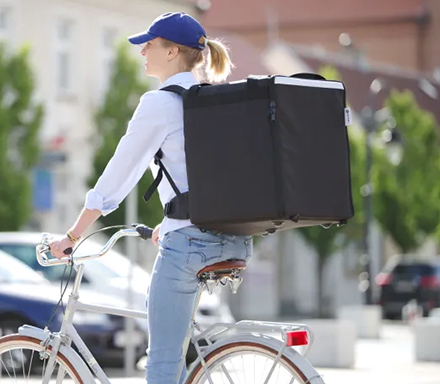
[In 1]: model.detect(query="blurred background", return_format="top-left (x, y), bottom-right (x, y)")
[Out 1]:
top-left (0, 0), bottom-right (440, 382)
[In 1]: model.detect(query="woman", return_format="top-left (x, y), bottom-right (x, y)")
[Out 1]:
top-left (50, 12), bottom-right (252, 384)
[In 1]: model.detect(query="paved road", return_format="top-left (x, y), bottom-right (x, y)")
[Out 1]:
top-left (110, 322), bottom-right (440, 384)
top-left (2, 323), bottom-right (440, 383)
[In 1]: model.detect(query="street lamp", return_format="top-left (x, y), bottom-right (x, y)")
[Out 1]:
top-left (360, 78), bottom-right (403, 305)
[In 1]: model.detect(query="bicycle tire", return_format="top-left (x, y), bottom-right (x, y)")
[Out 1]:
top-left (0, 334), bottom-right (84, 383)
top-left (186, 341), bottom-right (324, 384)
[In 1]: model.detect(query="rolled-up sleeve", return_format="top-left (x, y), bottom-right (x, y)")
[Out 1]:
top-left (85, 91), bottom-right (167, 216)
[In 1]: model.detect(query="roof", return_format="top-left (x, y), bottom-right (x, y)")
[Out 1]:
top-left (203, 0), bottom-right (427, 31)
top-left (274, 43), bottom-right (440, 125)
top-left (216, 32), bottom-right (269, 81)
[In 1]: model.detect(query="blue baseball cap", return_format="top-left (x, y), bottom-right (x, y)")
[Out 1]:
top-left (128, 12), bottom-right (206, 50)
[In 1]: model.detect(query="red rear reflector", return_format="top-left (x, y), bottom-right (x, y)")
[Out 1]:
top-left (286, 331), bottom-right (308, 346)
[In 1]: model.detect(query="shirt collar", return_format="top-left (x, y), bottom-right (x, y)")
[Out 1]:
top-left (160, 72), bottom-right (198, 89)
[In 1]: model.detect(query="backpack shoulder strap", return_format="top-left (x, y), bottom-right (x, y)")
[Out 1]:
top-left (161, 85), bottom-right (186, 96)
top-left (143, 85), bottom-right (186, 205)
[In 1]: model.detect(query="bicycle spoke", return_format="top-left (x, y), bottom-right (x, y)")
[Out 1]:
top-left (241, 355), bottom-right (247, 384)
top-left (225, 362), bottom-right (237, 384)
top-left (1, 355), bottom-right (14, 380)
top-left (27, 349), bottom-right (35, 382)
top-left (9, 350), bottom-right (17, 379)
top-left (21, 349), bottom-right (26, 383)
top-left (253, 354), bottom-right (255, 384)
top-left (191, 348), bottom-right (306, 384)
top-left (260, 355), bottom-right (269, 384)
top-left (56, 365), bottom-right (67, 383)
top-left (42, 352), bottom-right (47, 381)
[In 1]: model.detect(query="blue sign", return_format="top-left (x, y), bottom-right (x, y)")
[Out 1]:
top-left (32, 168), bottom-right (53, 211)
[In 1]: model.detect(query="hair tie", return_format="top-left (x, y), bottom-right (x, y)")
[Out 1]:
top-left (204, 37), bottom-right (209, 48)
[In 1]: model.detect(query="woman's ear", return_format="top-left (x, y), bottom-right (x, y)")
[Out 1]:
top-left (167, 45), bottom-right (179, 61)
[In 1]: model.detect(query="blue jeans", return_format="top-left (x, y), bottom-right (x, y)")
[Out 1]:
top-left (145, 226), bottom-right (253, 384)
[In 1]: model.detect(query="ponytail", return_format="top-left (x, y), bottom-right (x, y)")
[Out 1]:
top-left (205, 38), bottom-right (234, 83)
top-left (161, 36), bottom-right (234, 83)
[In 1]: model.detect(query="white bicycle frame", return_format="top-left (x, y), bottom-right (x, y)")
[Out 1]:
top-left (30, 228), bottom-right (315, 384)
top-left (37, 263), bottom-right (149, 384)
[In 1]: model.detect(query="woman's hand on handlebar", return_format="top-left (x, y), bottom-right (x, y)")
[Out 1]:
top-left (49, 236), bottom-right (74, 259)
top-left (151, 224), bottom-right (161, 246)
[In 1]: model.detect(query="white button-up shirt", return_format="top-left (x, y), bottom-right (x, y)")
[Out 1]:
top-left (85, 72), bottom-right (197, 239)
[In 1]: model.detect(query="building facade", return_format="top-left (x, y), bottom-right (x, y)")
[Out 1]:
top-left (202, 0), bottom-right (440, 77)
top-left (0, 0), bottom-right (198, 232)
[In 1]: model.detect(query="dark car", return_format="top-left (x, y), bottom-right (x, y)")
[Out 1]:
top-left (376, 256), bottom-right (440, 319)
top-left (0, 249), bottom-right (147, 367)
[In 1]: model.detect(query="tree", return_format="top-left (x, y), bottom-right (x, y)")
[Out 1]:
top-left (0, 43), bottom-right (44, 231)
top-left (373, 90), bottom-right (440, 253)
top-left (88, 42), bottom-right (163, 228)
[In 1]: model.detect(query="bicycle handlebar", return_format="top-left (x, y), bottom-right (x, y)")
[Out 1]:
top-left (35, 224), bottom-right (153, 267)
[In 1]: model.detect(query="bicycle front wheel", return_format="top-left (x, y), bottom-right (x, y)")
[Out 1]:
top-left (0, 334), bottom-right (83, 383)
top-left (187, 341), bottom-right (323, 384)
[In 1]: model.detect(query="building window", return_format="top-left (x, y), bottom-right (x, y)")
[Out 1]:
top-left (0, 8), bottom-right (9, 30)
top-left (0, 7), bottom-right (10, 40)
top-left (55, 19), bottom-right (74, 96)
top-left (99, 27), bottom-right (118, 99)
top-left (58, 51), bottom-right (70, 90)
top-left (103, 27), bottom-right (117, 49)
top-left (58, 19), bottom-right (72, 41)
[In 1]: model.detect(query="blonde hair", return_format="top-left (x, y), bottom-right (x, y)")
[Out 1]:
top-left (161, 37), bottom-right (234, 83)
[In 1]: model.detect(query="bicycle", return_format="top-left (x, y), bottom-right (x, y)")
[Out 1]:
top-left (0, 224), bottom-right (325, 383)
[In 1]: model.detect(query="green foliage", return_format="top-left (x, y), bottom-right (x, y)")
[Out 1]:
top-left (0, 43), bottom-right (43, 231)
top-left (373, 90), bottom-right (440, 252)
top-left (88, 42), bottom-right (163, 228)
top-left (319, 65), bottom-right (342, 82)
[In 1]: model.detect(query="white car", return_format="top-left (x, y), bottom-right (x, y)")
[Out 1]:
top-left (0, 232), bottom-right (235, 332)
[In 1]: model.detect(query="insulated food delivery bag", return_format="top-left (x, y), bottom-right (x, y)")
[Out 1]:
top-left (149, 74), bottom-right (354, 236)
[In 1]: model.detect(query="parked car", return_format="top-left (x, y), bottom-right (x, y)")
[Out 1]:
top-left (0, 232), bottom-right (235, 362)
top-left (375, 255), bottom-right (440, 319)
top-left (0, 249), bottom-right (147, 367)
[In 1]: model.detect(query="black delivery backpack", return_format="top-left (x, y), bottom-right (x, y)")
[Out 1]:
top-left (144, 73), bottom-right (354, 236)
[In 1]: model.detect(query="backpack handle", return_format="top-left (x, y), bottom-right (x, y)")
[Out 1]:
top-left (290, 73), bottom-right (326, 81)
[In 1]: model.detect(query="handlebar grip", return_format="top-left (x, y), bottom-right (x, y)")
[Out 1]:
top-left (135, 224), bottom-right (153, 240)
top-left (64, 247), bottom-right (73, 255)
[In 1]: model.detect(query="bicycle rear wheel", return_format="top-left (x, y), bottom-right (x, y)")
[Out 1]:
top-left (0, 334), bottom-right (83, 383)
top-left (187, 341), bottom-right (324, 384)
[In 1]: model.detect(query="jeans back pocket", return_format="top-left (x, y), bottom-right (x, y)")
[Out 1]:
top-left (185, 237), bottom-right (225, 274)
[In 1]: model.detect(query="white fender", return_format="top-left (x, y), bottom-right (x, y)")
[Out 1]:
top-left (189, 333), bottom-right (325, 383)
top-left (18, 325), bottom-right (96, 384)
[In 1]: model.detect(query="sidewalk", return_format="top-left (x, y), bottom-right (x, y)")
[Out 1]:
top-left (316, 322), bottom-right (440, 384)
top-left (107, 322), bottom-right (440, 384)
